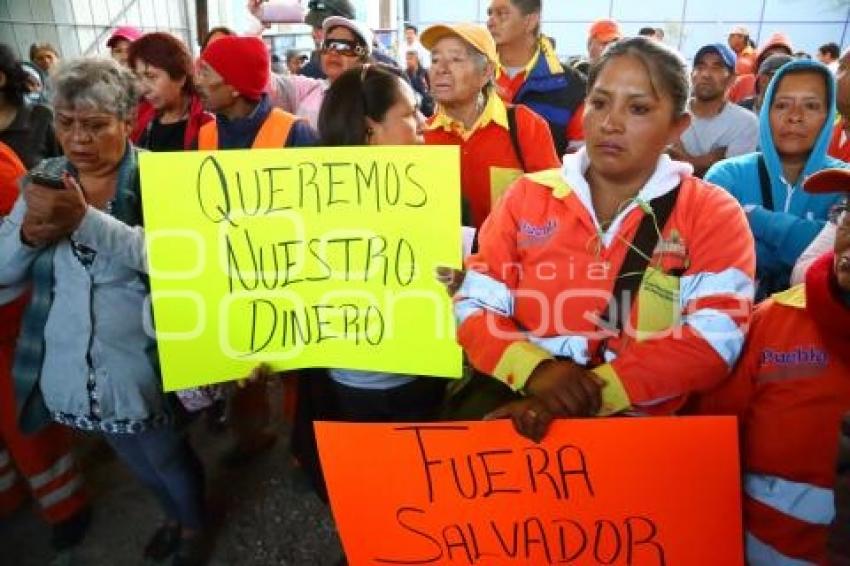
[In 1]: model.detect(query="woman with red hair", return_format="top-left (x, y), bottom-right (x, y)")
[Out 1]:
top-left (128, 32), bottom-right (212, 151)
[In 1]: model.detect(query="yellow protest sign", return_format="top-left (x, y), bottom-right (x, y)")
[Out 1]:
top-left (138, 146), bottom-right (463, 391)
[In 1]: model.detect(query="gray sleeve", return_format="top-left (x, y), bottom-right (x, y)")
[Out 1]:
top-left (0, 196), bottom-right (42, 286)
top-left (790, 222), bottom-right (836, 285)
top-left (72, 206), bottom-right (148, 274)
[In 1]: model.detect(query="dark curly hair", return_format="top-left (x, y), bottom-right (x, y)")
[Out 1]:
top-left (0, 43), bottom-right (29, 107)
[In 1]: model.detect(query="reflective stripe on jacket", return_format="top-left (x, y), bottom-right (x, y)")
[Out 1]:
top-left (198, 107), bottom-right (298, 150)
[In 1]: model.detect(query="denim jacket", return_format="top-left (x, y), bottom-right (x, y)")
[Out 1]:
top-left (0, 145), bottom-right (166, 432)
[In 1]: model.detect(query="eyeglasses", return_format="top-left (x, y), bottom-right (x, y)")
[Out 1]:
top-left (322, 39), bottom-right (365, 58)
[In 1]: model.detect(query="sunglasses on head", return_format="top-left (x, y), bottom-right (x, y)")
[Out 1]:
top-left (322, 39), bottom-right (365, 57)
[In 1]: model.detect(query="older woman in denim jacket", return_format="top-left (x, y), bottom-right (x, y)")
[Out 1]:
top-left (0, 58), bottom-right (206, 566)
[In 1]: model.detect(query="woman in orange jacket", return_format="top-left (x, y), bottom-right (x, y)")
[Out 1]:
top-left (451, 37), bottom-right (756, 441)
top-left (696, 168), bottom-right (850, 565)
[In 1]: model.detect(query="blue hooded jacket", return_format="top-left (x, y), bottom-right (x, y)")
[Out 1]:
top-left (705, 59), bottom-right (845, 299)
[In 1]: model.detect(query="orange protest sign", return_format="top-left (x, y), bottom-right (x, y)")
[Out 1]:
top-left (315, 417), bottom-right (743, 565)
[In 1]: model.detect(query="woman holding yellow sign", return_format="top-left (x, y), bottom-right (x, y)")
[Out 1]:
top-left (289, 64), bottom-right (449, 504)
top-left (317, 64), bottom-right (447, 421)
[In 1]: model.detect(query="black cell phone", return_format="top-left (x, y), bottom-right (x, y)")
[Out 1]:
top-left (29, 170), bottom-right (66, 190)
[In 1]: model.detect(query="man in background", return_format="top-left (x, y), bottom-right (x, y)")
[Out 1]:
top-left (285, 49), bottom-right (308, 75)
top-left (670, 43), bottom-right (758, 176)
top-left (587, 18), bottom-right (621, 63)
top-left (488, 0), bottom-right (586, 156)
top-left (399, 23), bottom-right (430, 68)
top-left (727, 24), bottom-right (756, 75)
top-left (818, 42), bottom-right (841, 74)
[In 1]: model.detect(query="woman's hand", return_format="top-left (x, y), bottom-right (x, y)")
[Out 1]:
top-left (485, 397), bottom-right (553, 443)
top-left (237, 363), bottom-right (274, 388)
top-left (523, 359), bottom-right (604, 418)
top-left (21, 173), bottom-right (87, 246)
top-left (435, 266), bottom-right (465, 296)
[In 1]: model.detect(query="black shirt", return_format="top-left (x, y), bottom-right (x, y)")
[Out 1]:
top-left (0, 103), bottom-right (61, 168)
top-left (137, 118), bottom-right (189, 152)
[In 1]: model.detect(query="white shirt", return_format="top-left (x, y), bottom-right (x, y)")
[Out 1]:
top-left (398, 39), bottom-right (431, 68)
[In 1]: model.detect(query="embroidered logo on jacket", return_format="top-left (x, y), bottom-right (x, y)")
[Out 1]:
top-left (759, 346), bottom-right (829, 383)
top-left (517, 219), bottom-right (558, 247)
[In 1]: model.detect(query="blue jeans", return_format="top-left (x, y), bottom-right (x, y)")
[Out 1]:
top-left (104, 426), bottom-right (205, 530)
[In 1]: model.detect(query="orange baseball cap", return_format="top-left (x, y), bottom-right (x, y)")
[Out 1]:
top-left (421, 23), bottom-right (498, 65)
top-left (589, 19), bottom-right (621, 43)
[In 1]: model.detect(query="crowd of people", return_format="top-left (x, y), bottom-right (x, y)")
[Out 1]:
top-left (0, 0), bottom-right (849, 564)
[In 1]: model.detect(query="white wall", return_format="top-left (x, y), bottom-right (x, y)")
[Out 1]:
top-left (0, 0), bottom-right (197, 59)
top-left (407, 0), bottom-right (850, 61)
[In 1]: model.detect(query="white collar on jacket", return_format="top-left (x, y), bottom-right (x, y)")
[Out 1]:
top-left (560, 148), bottom-right (693, 247)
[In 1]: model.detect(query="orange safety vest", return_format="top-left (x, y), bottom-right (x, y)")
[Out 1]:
top-left (197, 107), bottom-right (298, 150)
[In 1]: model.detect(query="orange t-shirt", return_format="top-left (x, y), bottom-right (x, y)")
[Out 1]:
top-left (729, 73), bottom-right (757, 103)
top-left (735, 46), bottom-right (757, 75)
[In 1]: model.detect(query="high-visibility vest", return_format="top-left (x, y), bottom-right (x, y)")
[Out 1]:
top-left (197, 107), bottom-right (298, 150)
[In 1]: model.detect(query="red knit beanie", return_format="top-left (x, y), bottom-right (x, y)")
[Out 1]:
top-left (201, 36), bottom-right (269, 101)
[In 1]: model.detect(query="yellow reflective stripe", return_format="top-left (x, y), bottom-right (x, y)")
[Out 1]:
top-left (636, 267), bottom-right (681, 341)
top-left (28, 454), bottom-right (74, 490)
top-left (772, 284), bottom-right (806, 309)
top-left (492, 341), bottom-right (553, 391)
top-left (489, 166), bottom-right (524, 205)
top-left (592, 363), bottom-right (631, 416)
top-left (524, 169), bottom-right (572, 198)
top-left (539, 36), bottom-right (564, 74)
